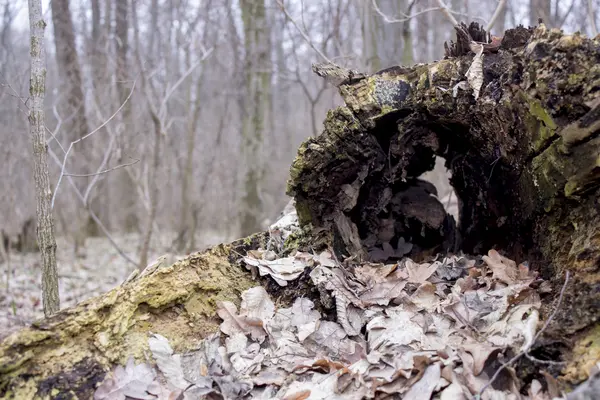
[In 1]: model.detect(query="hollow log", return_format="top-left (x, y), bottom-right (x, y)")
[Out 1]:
top-left (1, 22), bottom-right (599, 398)
top-left (288, 23), bottom-right (600, 383)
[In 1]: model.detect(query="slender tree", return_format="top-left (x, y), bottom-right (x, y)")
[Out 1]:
top-left (51, 0), bottom-right (93, 250)
top-left (240, 0), bottom-right (272, 236)
top-left (113, 0), bottom-right (139, 232)
top-left (28, 0), bottom-right (59, 316)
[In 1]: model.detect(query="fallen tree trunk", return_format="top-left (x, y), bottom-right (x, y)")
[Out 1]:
top-left (288, 23), bottom-right (600, 384)
top-left (1, 22), bottom-right (599, 398)
top-left (0, 238), bottom-right (264, 398)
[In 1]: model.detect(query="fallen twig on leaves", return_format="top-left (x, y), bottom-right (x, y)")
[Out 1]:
top-left (477, 270), bottom-right (571, 399)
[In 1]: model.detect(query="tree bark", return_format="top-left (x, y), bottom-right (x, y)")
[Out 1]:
top-left (28, 0), bottom-right (59, 316)
top-left (2, 22), bottom-right (599, 398)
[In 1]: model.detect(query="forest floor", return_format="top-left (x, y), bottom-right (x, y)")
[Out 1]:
top-left (0, 231), bottom-right (230, 334)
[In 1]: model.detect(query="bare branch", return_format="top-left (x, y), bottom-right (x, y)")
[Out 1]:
top-left (83, 134), bottom-right (115, 202)
top-left (275, 0), bottom-right (332, 63)
top-left (371, 0), bottom-right (487, 26)
top-left (433, 0), bottom-right (459, 26)
top-left (51, 79), bottom-right (137, 209)
top-left (158, 47), bottom-right (213, 121)
top-left (557, 0), bottom-right (577, 29)
top-left (64, 158), bottom-right (140, 178)
top-left (486, 0), bottom-right (507, 32)
top-left (79, 78), bottom-right (137, 143)
top-left (47, 148), bottom-right (139, 268)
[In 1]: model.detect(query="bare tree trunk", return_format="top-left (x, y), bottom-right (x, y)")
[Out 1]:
top-left (28, 0), bottom-right (59, 317)
top-left (139, 115), bottom-right (161, 268)
top-left (176, 63), bottom-right (203, 251)
top-left (240, 0), bottom-right (271, 236)
top-left (131, 1), bottom-right (161, 268)
top-left (51, 0), bottom-right (93, 252)
top-left (360, 0), bottom-right (381, 71)
top-left (401, 0), bottom-right (416, 65)
top-left (114, 0), bottom-right (139, 233)
top-left (87, 0), bottom-right (110, 235)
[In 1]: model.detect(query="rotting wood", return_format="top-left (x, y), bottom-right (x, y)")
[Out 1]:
top-left (0, 237), bottom-right (264, 399)
top-left (287, 22), bottom-right (600, 385)
top-left (1, 22), bottom-right (599, 398)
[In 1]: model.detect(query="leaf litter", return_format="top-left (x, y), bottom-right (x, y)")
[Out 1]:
top-left (96, 248), bottom-right (573, 399)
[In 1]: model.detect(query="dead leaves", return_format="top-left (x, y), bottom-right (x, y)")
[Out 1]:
top-left (217, 287), bottom-right (273, 343)
top-left (96, 249), bottom-right (563, 400)
top-left (94, 357), bottom-right (157, 400)
top-left (242, 251), bottom-right (310, 286)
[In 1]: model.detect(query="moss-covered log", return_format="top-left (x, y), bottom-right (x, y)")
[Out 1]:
top-left (287, 23), bottom-right (600, 383)
top-left (0, 237), bottom-right (271, 399)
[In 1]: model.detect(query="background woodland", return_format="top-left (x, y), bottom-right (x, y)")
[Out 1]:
top-left (0, 0), bottom-right (599, 323)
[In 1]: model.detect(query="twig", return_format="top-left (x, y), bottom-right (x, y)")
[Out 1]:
top-left (486, 156), bottom-right (501, 184)
top-left (64, 158), bottom-right (140, 177)
top-left (485, 0), bottom-right (507, 32)
top-left (557, 0), bottom-right (577, 29)
top-left (158, 47), bottom-right (213, 121)
top-left (371, 0), bottom-right (485, 25)
top-left (524, 352), bottom-right (566, 366)
top-left (47, 148), bottom-right (139, 267)
top-left (275, 0), bottom-right (332, 63)
top-left (433, 0), bottom-right (459, 26)
top-left (51, 79), bottom-right (137, 209)
top-left (476, 270), bottom-right (570, 398)
top-left (83, 135), bottom-right (116, 202)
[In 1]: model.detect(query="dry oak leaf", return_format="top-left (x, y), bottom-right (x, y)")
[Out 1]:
top-left (483, 249), bottom-right (519, 285)
top-left (405, 259), bottom-right (439, 284)
top-left (216, 300), bottom-right (267, 343)
top-left (94, 357), bottom-right (157, 400)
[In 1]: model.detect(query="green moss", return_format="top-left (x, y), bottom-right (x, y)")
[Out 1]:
top-left (294, 200), bottom-right (312, 227)
top-left (521, 95), bottom-right (558, 152)
top-left (529, 99), bottom-right (557, 130)
top-left (567, 73), bottom-right (584, 86)
top-left (417, 69), bottom-right (429, 91)
top-left (283, 231), bottom-right (302, 254)
top-left (530, 145), bottom-right (568, 212)
top-left (564, 324), bottom-right (600, 383)
top-left (564, 179), bottom-right (579, 197)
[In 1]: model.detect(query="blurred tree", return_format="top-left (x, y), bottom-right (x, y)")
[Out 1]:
top-left (530, 0), bottom-right (552, 26)
top-left (240, 0), bottom-right (272, 236)
top-left (51, 0), bottom-right (95, 249)
top-left (113, 0), bottom-right (140, 233)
